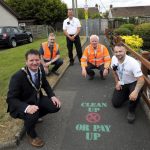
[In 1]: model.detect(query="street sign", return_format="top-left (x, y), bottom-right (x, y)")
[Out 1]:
top-left (85, 10), bottom-right (88, 20)
top-left (84, 4), bottom-right (88, 10)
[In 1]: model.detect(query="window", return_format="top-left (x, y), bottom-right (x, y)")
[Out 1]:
top-left (6, 28), bottom-right (11, 33)
top-left (0, 28), bottom-right (2, 34)
top-left (12, 28), bottom-right (19, 33)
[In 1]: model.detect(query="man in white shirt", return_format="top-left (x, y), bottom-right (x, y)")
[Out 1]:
top-left (111, 44), bottom-right (144, 123)
top-left (63, 9), bottom-right (82, 66)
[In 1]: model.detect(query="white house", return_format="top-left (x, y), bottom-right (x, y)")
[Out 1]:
top-left (0, 0), bottom-right (18, 26)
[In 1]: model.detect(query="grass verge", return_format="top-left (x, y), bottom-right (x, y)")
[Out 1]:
top-left (0, 35), bottom-right (85, 143)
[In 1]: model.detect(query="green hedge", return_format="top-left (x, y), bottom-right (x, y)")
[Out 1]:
top-left (134, 23), bottom-right (150, 48)
top-left (114, 27), bottom-right (131, 35)
top-left (119, 23), bottom-right (135, 32)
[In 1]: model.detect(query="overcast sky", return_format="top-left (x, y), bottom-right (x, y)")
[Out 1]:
top-left (62, 0), bottom-right (150, 12)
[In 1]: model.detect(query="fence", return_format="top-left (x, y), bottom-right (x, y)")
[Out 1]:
top-left (80, 18), bottom-right (108, 36)
top-left (24, 25), bottom-right (55, 38)
top-left (23, 18), bottom-right (108, 38)
top-left (105, 29), bottom-right (150, 108)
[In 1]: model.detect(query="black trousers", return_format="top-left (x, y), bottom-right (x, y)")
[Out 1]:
top-left (51, 59), bottom-right (63, 72)
top-left (18, 96), bottom-right (60, 138)
top-left (111, 81), bottom-right (141, 112)
top-left (44, 58), bottom-right (63, 72)
top-left (86, 63), bottom-right (104, 77)
top-left (66, 35), bottom-right (82, 63)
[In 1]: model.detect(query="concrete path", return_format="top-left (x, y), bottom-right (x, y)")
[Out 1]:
top-left (10, 36), bottom-right (150, 150)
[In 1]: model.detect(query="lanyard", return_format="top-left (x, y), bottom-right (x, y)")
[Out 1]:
top-left (118, 64), bottom-right (124, 85)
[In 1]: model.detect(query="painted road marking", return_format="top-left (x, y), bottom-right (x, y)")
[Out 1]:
top-left (86, 112), bottom-right (101, 123)
top-left (75, 101), bottom-right (111, 141)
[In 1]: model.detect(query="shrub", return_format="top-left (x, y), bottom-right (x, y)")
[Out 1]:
top-left (114, 28), bottom-right (131, 35)
top-left (134, 23), bottom-right (150, 48)
top-left (119, 23), bottom-right (135, 32)
top-left (121, 35), bottom-right (143, 52)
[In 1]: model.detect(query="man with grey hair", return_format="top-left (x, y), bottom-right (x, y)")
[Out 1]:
top-left (81, 34), bottom-right (111, 80)
top-left (39, 33), bottom-right (63, 76)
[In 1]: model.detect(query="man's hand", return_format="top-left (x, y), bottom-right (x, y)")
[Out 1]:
top-left (43, 62), bottom-right (50, 67)
top-left (47, 61), bottom-right (52, 66)
top-left (26, 105), bottom-right (39, 114)
top-left (103, 69), bottom-right (109, 77)
top-left (129, 90), bottom-right (138, 101)
top-left (51, 96), bottom-right (61, 108)
top-left (115, 81), bottom-right (122, 91)
top-left (129, 76), bottom-right (144, 101)
top-left (69, 36), bottom-right (75, 41)
top-left (82, 68), bottom-right (87, 78)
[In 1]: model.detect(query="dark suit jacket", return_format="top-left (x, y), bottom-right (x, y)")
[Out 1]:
top-left (7, 66), bottom-right (55, 118)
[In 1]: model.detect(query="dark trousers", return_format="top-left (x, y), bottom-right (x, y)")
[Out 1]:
top-left (51, 59), bottom-right (63, 72)
top-left (111, 81), bottom-right (141, 112)
top-left (66, 35), bottom-right (82, 63)
top-left (86, 63), bottom-right (104, 77)
top-left (18, 96), bottom-right (60, 138)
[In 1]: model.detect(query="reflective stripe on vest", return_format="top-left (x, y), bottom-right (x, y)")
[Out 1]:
top-left (87, 44), bottom-right (104, 66)
top-left (42, 42), bottom-right (59, 60)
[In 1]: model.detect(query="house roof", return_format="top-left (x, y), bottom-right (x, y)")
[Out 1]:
top-left (88, 7), bottom-right (99, 14)
top-left (109, 6), bottom-right (150, 18)
top-left (0, 0), bottom-right (19, 18)
top-left (78, 7), bottom-right (99, 14)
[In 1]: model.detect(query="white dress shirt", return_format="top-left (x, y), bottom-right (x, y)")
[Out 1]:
top-left (63, 17), bottom-right (81, 35)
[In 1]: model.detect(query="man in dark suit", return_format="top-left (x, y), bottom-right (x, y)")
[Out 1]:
top-left (7, 49), bottom-right (61, 147)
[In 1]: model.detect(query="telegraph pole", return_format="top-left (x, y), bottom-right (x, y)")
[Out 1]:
top-left (75, 0), bottom-right (78, 18)
top-left (72, 0), bottom-right (78, 17)
top-left (72, 0), bottom-right (75, 15)
top-left (84, 0), bottom-right (89, 39)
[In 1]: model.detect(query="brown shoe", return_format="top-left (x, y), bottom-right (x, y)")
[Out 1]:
top-left (27, 135), bottom-right (44, 147)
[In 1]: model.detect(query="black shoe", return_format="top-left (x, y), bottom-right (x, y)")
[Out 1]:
top-left (51, 71), bottom-right (60, 76)
top-left (127, 111), bottom-right (135, 124)
top-left (88, 75), bottom-right (94, 80)
top-left (100, 72), bottom-right (106, 80)
top-left (37, 118), bottom-right (43, 123)
top-left (100, 75), bottom-right (106, 80)
top-left (69, 61), bottom-right (74, 66)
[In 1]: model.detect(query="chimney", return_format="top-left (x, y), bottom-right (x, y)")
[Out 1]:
top-left (110, 5), bottom-right (113, 9)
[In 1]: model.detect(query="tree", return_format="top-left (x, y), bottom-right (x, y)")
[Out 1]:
top-left (5, 0), bottom-right (67, 25)
top-left (78, 8), bottom-right (85, 19)
top-left (103, 10), bottom-right (109, 18)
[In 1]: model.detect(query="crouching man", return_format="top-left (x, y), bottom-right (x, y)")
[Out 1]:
top-left (111, 44), bottom-right (144, 123)
top-left (7, 49), bottom-right (61, 147)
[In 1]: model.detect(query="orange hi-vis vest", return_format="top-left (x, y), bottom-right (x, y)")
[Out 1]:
top-left (42, 42), bottom-right (59, 60)
top-left (81, 44), bottom-right (111, 69)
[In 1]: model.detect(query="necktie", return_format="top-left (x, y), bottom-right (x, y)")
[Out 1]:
top-left (34, 73), bottom-right (38, 86)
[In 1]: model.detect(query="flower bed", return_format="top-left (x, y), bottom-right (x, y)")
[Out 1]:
top-left (121, 35), bottom-right (143, 53)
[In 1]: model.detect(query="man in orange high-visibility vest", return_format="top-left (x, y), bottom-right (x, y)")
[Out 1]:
top-left (81, 35), bottom-right (111, 80)
top-left (39, 33), bottom-right (63, 76)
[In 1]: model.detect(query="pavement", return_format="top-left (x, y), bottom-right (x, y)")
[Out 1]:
top-left (2, 35), bottom-right (150, 150)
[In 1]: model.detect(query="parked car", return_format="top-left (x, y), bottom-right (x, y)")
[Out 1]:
top-left (0, 26), bottom-right (33, 48)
